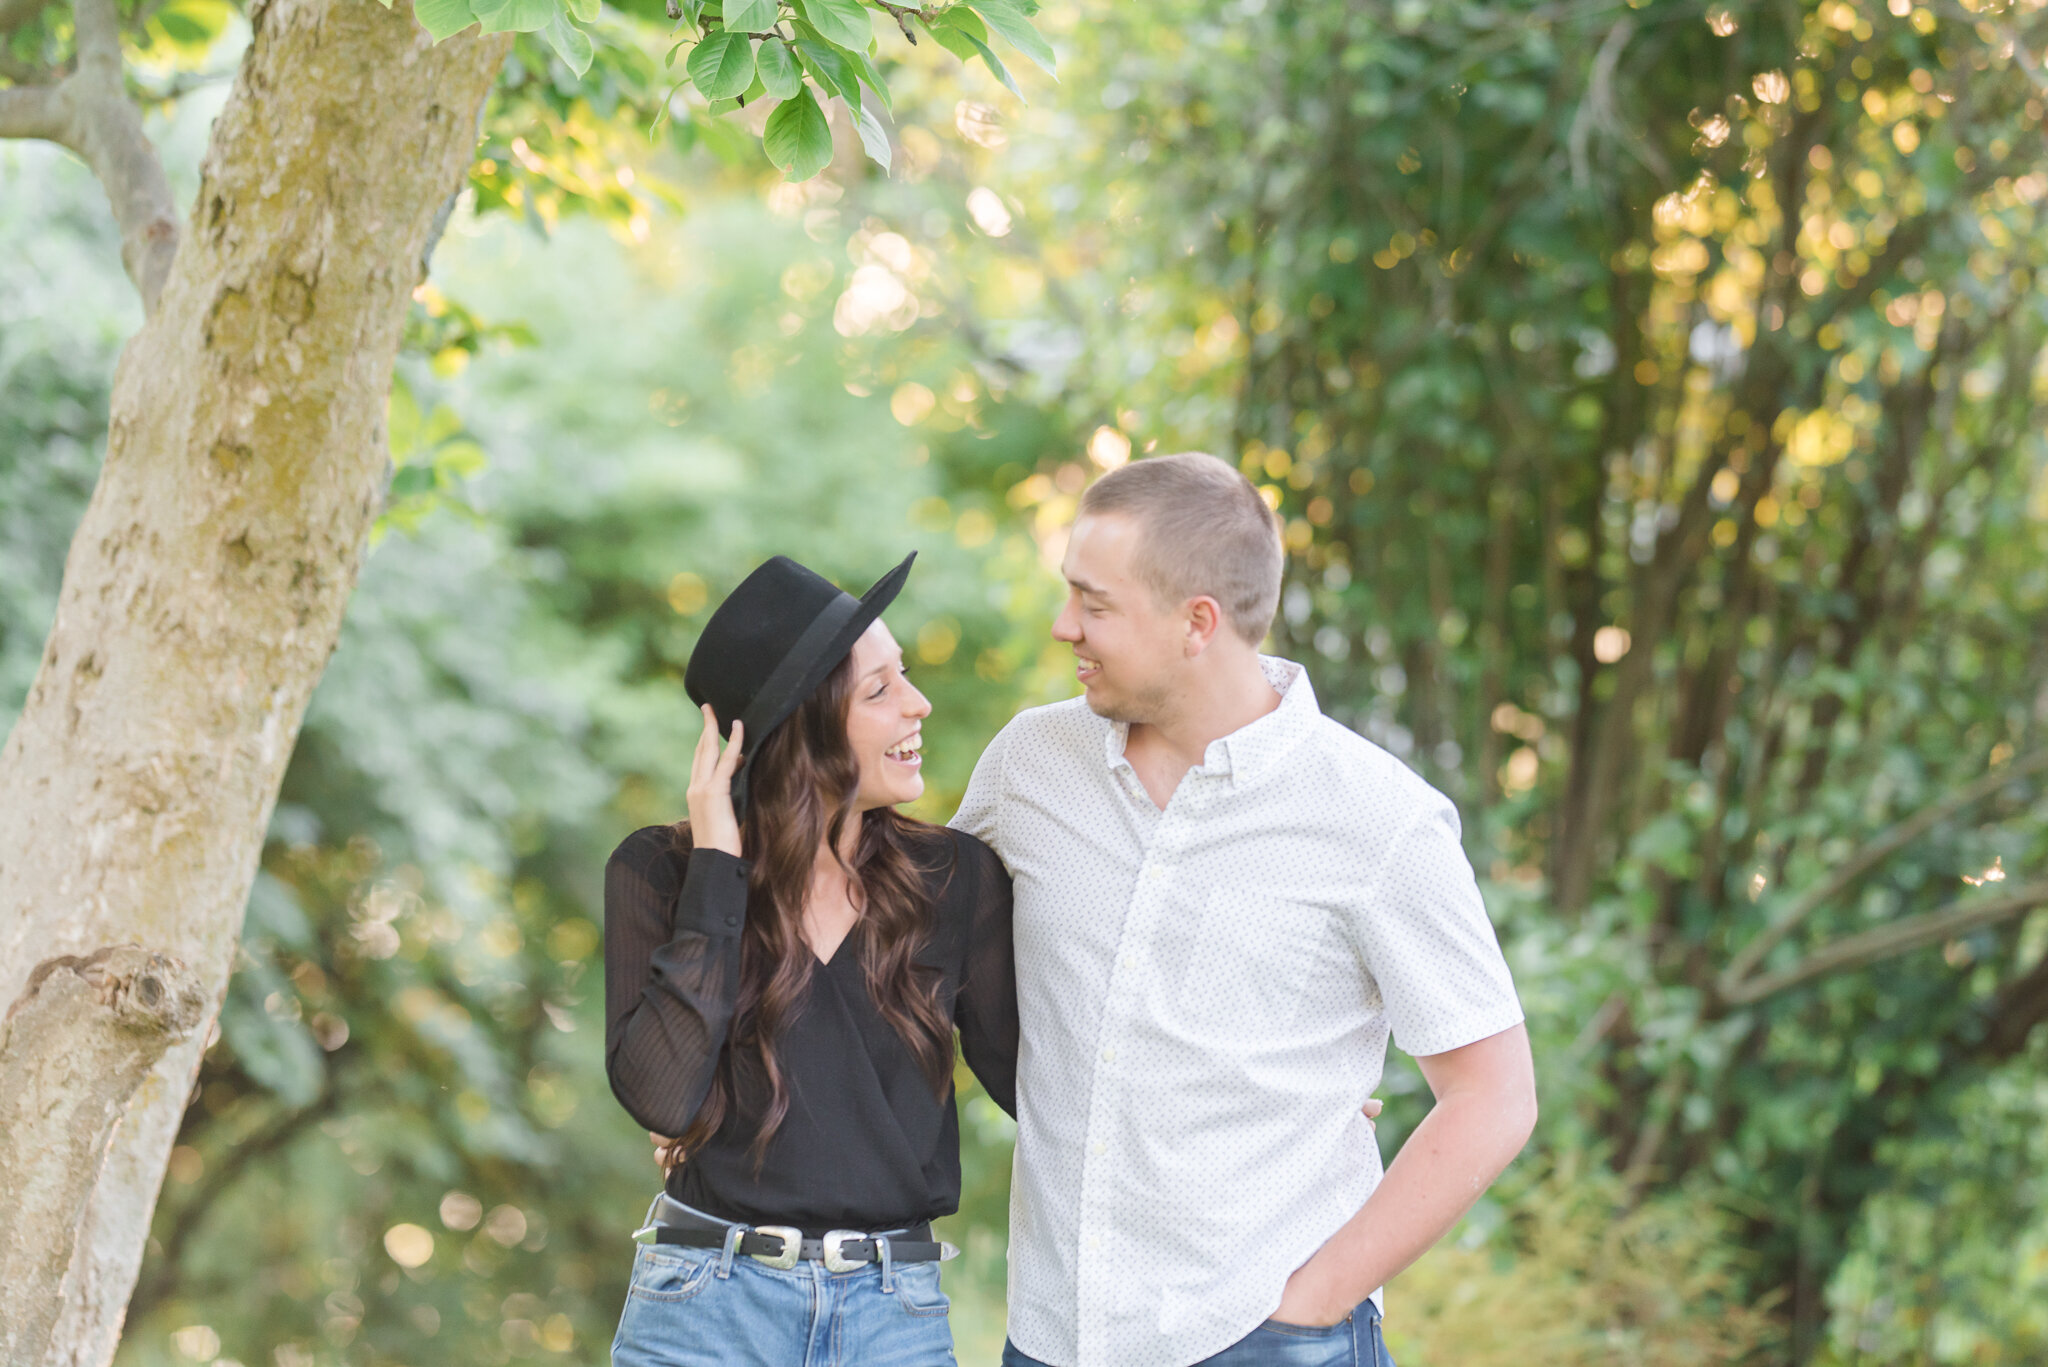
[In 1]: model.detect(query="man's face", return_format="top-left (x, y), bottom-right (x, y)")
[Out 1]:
top-left (1053, 513), bottom-right (1189, 724)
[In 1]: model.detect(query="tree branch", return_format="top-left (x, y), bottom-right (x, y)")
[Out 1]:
top-left (0, 947), bottom-right (206, 1364)
top-left (72, 0), bottom-right (120, 76)
top-left (1719, 748), bottom-right (2048, 994)
top-left (1721, 880), bottom-right (2048, 1006)
top-left (0, 81), bottom-right (67, 141)
top-left (1983, 948), bottom-right (2048, 1060)
top-left (0, 0), bottom-right (180, 311)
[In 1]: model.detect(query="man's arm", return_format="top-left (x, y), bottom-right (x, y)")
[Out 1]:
top-left (1272, 1022), bottom-right (1538, 1326)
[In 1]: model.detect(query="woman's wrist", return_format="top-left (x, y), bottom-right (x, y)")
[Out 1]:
top-left (674, 847), bottom-right (752, 935)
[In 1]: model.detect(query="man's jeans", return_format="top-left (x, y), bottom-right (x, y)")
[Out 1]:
top-left (610, 1239), bottom-right (957, 1366)
top-left (1001, 1298), bottom-right (1397, 1367)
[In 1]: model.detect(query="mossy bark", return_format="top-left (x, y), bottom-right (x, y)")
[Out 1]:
top-left (0, 2), bottom-right (508, 1360)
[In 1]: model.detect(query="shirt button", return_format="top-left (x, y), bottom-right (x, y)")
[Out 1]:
top-left (1100, 1046), bottom-right (1116, 1063)
top-left (1091, 1139), bottom-right (1107, 1155)
top-left (1084, 1234), bottom-right (1100, 1250)
top-left (1120, 954), bottom-right (1137, 970)
top-left (1144, 865), bottom-right (1163, 882)
top-left (724, 914), bottom-right (738, 928)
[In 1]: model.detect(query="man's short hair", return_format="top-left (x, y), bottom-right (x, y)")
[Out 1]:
top-left (1077, 452), bottom-right (1283, 645)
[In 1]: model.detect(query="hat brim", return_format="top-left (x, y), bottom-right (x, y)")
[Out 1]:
top-left (732, 551), bottom-right (916, 765)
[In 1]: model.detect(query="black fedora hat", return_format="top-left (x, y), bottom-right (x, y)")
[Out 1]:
top-left (684, 552), bottom-right (915, 813)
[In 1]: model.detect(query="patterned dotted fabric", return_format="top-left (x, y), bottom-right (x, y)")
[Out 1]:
top-left (951, 657), bottom-right (1524, 1367)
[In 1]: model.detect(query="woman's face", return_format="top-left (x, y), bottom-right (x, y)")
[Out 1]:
top-left (845, 620), bottom-right (931, 812)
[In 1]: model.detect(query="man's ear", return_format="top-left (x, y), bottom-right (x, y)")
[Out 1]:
top-left (1184, 596), bottom-right (1226, 656)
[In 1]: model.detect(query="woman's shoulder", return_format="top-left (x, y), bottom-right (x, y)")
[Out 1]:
top-left (607, 823), bottom-right (692, 883)
top-left (909, 824), bottom-right (1006, 900)
top-left (945, 826), bottom-right (1004, 873)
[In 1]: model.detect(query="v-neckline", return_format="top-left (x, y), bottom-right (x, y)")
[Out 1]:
top-left (806, 923), bottom-right (856, 970)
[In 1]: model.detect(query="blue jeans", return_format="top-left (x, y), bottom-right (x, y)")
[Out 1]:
top-left (1002, 1298), bottom-right (1395, 1367)
top-left (611, 1240), bottom-right (958, 1367)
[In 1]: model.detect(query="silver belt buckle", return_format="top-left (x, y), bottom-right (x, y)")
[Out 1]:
top-left (821, 1229), bottom-right (870, 1273)
top-left (631, 1194), bottom-right (662, 1245)
top-left (749, 1225), bottom-right (802, 1270)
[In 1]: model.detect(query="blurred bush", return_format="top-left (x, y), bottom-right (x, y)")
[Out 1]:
top-left (1385, 1158), bottom-right (1784, 1367)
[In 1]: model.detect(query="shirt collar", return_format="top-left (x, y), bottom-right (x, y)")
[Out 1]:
top-left (1102, 655), bottom-right (1320, 788)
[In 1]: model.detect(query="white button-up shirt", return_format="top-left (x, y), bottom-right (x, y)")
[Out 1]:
top-left (952, 657), bottom-right (1523, 1367)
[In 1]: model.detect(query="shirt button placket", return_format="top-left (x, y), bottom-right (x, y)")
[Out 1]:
top-left (1084, 820), bottom-right (1183, 1362)
top-left (1076, 1014), bottom-right (1114, 1349)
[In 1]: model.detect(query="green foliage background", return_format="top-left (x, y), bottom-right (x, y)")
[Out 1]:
top-left (5, 0), bottom-right (2048, 1363)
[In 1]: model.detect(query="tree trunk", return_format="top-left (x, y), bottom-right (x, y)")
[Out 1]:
top-left (0, 2), bottom-right (507, 1360)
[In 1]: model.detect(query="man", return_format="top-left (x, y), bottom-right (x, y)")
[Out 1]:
top-left (952, 452), bottom-right (1537, 1367)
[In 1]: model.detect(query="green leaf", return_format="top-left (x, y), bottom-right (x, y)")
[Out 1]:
top-left (414, 0), bottom-right (479, 40)
top-left (920, 15), bottom-right (977, 62)
top-left (387, 380), bottom-right (424, 460)
top-left (390, 464), bottom-right (439, 499)
top-left (436, 439), bottom-right (489, 481)
top-left (763, 85), bottom-right (834, 181)
top-left (790, 0), bottom-right (868, 50)
top-left (940, 7), bottom-right (988, 41)
top-left (422, 403), bottom-right (465, 447)
top-left (688, 29), bottom-right (757, 100)
top-left (794, 35), bottom-right (859, 111)
top-left (566, 0), bottom-right (599, 20)
top-left (853, 85), bottom-right (891, 172)
top-left (470, 0), bottom-right (555, 33)
top-left (841, 40), bottom-right (890, 109)
top-left (159, 9), bottom-right (211, 41)
top-left (939, 12), bottom-right (1022, 101)
top-left (722, 0), bottom-right (778, 33)
top-left (967, 0), bottom-right (1054, 76)
top-left (756, 37), bottom-right (802, 99)
top-left (544, 9), bottom-right (593, 77)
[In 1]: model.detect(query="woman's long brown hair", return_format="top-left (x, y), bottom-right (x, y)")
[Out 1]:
top-left (663, 651), bottom-right (953, 1170)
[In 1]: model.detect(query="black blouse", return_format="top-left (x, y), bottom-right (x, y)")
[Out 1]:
top-left (603, 823), bottom-right (1018, 1235)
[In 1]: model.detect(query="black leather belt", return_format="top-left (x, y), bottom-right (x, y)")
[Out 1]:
top-left (633, 1195), bottom-right (949, 1272)
top-left (648, 1223), bottom-right (946, 1271)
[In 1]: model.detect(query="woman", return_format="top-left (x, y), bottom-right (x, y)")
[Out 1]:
top-left (603, 552), bottom-right (1016, 1367)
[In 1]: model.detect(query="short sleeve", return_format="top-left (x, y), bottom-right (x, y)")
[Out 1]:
top-left (948, 722), bottom-right (1009, 852)
top-left (1352, 797), bottom-right (1524, 1058)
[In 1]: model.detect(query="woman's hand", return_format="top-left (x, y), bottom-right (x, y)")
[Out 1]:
top-left (687, 704), bottom-right (745, 857)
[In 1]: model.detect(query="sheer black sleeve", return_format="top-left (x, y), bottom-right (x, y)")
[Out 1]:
top-left (951, 831), bottom-right (1019, 1118)
top-left (603, 825), bottom-right (751, 1137)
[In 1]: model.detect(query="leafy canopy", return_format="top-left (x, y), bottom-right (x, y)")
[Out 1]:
top-left (387, 0), bottom-right (1051, 179)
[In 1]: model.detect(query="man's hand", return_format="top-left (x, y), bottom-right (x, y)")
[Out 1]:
top-left (1271, 1027), bottom-right (1536, 1326)
top-left (1271, 1257), bottom-right (1355, 1328)
top-left (1266, 1096), bottom-right (1386, 1327)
